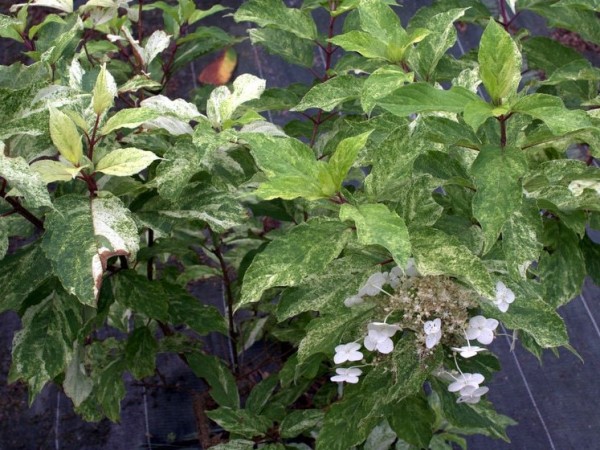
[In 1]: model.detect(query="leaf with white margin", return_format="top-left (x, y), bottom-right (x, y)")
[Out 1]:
top-left (41, 194), bottom-right (139, 306)
top-left (95, 148), bottom-right (161, 176)
top-left (63, 342), bottom-right (93, 407)
top-left (30, 159), bottom-right (83, 183)
top-left (140, 95), bottom-right (204, 121)
top-left (0, 152), bottom-right (52, 208)
top-left (143, 30), bottom-right (171, 65)
top-left (49, 107), bottom-right (83, 165)
top-left (69, 58), bottom-right (84, 90)
top-left (92, 63), bottom-right (117, 115)
top-left (207, 74), bottom-right (266, 128)
top-left (11, 0), bottom-right (73, 13)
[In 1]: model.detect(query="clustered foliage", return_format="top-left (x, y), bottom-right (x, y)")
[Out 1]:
top-left (0, 0), bottom-right (599, 449)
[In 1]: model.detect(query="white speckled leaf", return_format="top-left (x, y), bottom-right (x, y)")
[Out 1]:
top-left (361, 66), bottom-right (413, 114)
top-left (140, 95), bottom-right (204, 121)
top-left (502, 201), bottom-right (543, 280)
top-left (142, 30), bottom-right (170, 65)
top-left (96, 147), bottom-right (160, 176)
top-left (42, 194), bottom-right (139, 306)
top-left (155, 139), bottom-right (208, 201)
top-left (0, 153), bottom-right (52, 208)
top-left (238, 219), bottom-right (350, 310)
top-left (470, 146), bottom-right (528, 254)
top-left (411, 228), bottom-right (494, 298)
top-left (207, 74), bottom-right (266, 128)
top-left (340, 203), bottom-right (411, 267)
top-left (478, 19), bottom-right (521, 103)
top-left (292, 75), bottom-right (364, 112)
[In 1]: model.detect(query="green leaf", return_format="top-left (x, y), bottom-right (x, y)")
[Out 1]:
top-left (386, 395), bottom-right (434, 448)
top-left (411, 228), bottom-right (494, 298)
top-left (112, 271), bottom-right (169, 321)
top-left (9, 287), bottom-right (81, 401)
top-left (364, 420), bottom-right (397, 450)
top-left (239, 219), bottom-right (350, 309)
top-left (245, 375), bottom-right (279, 414)
top-left (502, 201), bottom-right (543, 280)
top-left (481, 281), bottom-right (569, 348)
top-left (206, 406), bottom-right (272, 438)
top-left (470, 146), bottom-right (528, 254)
top-left (280, 409), bottom-right (325, 439)
top-left (357, 0), bottom-right (402, 41)
top-left (187, 353), bottom-right (239, 408)
top-left (328, 30), bottom-right (389, 60)
top-left (478, 19), bottom-right (521, 103)
top-left (243, 133), bottom-right (327, 200)
top-left (377, 83), bottom-right (478, 117)
top-left (233, 0), bottom-right (317, 40)
top-left (523, 3), bottom-right (600, 46)
top-left (292, 75), bottom-right (364, 112)
top-left (166, 281), bottom-right (227, 335)
top-left (249, 28), bottom-right (314, 68)
top-left (463, 99), bottom-right (495, 133)
top-left (538, 222), bottom-right (586, 307)
top-left (361, 65), bottom-right (413, 114)
top-left (511, 94), bottom-right (592, 135)
top-left (49, 107), bottom-right (83, 165)
top-left (42, 194), bottom-right (140, 306)
top-left (394, 174), bottom-right (444, 228)
top-left (92, 63), bottom-right (117, 115)
top-left (340, 203), bottom-right (411, 267)
top-left (582, 234), bottom-right (600, 285)
top-left (125, 326), bottom-right (157, 380)
top-left (96, 147), bottom-right (161, 176)
top-left (328, 131), bottom-right (372, 190)
top-left (209, 440), bottom-right (255, 450)
top-left (63, 342), bottom-right (93, 407)
top-left (0, 153), bottom-right (52, 208)
top-left (100, 107), bottom-right (161, 135)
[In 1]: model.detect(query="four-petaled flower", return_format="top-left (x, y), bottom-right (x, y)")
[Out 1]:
top-left (448, 372), bottom-right (485, 394)
top-left (424, 318), bottom-right (442, 349)
top-left (457, 385), bottom-right (489, 404)
top-left (451, 344), bottom-right (486, 358)
top-left (494, 281), bottom-right (515, 312)
top-left (358, 272), bottom-right (389, 297)
top-left (364, 322), bottom-right (401, 354)
top-left (334, 342), bottom-right (364, 364)
top-left (465, 315), bottom-right (499, 345)
top-left (330, 367), bottom-right (362, 384)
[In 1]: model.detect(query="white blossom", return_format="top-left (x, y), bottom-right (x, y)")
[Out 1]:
top-left (404, 258), bottom-right (420, 277)
top-left (334, 342), bottom-right (364, 364)
top-left (448, 373), bottom-right (485, 393)
top-left (358, 272), bottom-right (389, 297)
top-left (457, 385), bottom-right (489, 404)
top-left (424, 318), bottom-right (442, 349)
top-left (451, 344), bottom-right (486, 358)
top-left (494, 281), bottom-right (515, 312)
top-left (364, 322), bottom-right (401, 354)
top-left (330, 367), bottom-right (362, 384)
top-left (344, 295), bottom-right (364, 307)
top-left (465, 315), bottom-right (499, 345)
top-left (389, 266), bottom-right (403, 288)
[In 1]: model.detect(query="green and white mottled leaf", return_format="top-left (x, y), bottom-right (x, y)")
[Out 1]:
top-left (30, 159), bottom-right (83, 183)
top-left (207, 74), bottom-right (266, 128)
top-left (280, 409), bottom-right (325, 439)
top-left (478, 19), bottom-right (521, 103)
top-left (63, 342), bottom-right (93, 407)
top-left (292, 75), bottom-right (364, 112)
top-left (206, 406), bottom-right (272, 438)
top-left (140, 95), bottom-right (204, 121)
top-left (328, 30), bottom-right (389, 60)
top-left (125, 326), bottom-right (157, 380)
top-left (112, 270), bottom-right (169, 321)
top-left (502, 201), bottom-right (543, 280)
top-left (239, 219), bottom-right (350, 309)
top-left (233, 0), bottom-right (317, 40)
top-left (361, 66), bottom-right (413, 114)
top-left (394, 174), bottom-right (444, 228)
top-left (9, 287), bottom-right (81, 401)
top-left (511, 94), bottom-right (592, 135)
top-left (92, 63), bottom-right (117, 115)
top-left (16, 0), bottom-right (73, 12)
top-left (42, 194), bottom-right (139, 306)
top-left (328, 131), bottom-right (372, 189)
top-left (187, 353), bottom-right (239, 408)
top-left (100, 107), bottom-right (161, 135)
top-left (0, 153), bottom-right (52, 208)
top-left (249, 28), bottom-right (314, 68)
top-left (143, 30), bottom-right (171, 65)
top-left (411, 228), bottom-right (494, 298)
top-left (118, 75), bottom-right (162, 93)
top-left (470, 146), bottom-right (528, 254)
top-left (96, 148), bottom-right (161, 176)
top-left (340, 203), bottom-right (411, 267)
top-left (377, 83), bottom-right (478, 117)
top-left (49, 107), bottom-right (83, 165)
top-left (364, 420), bottom-right (397, 450)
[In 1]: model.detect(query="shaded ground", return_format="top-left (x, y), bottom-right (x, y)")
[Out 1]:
top-left (1, 1), bottom-right (600, 449)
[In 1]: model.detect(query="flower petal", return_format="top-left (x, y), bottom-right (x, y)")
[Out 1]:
top-left (377, 337), bottom-right (394, 354)
top-left (477, 329), bottom-right (494, 345)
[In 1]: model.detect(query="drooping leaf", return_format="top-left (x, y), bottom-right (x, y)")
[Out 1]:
top-left (340, 203), bottom-right (411, 267)
top-left (470, 146), bottom-right (529, 254)
top-left (42, 194), bottom-right (140, 306)
top-left (63, 342), bottom-right (93, 407)
top-left (478, 19), bottom-right (522, 103)
top-left (238, 219), bottom-right (350, 309)
top-left (95, 147), bottom-right (161, 176)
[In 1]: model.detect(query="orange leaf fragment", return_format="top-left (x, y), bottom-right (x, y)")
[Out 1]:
top-left (198, 48), bottom-right (238, 86)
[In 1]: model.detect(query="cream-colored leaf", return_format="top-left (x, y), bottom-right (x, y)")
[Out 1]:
top-left (95, 148), bottom-right (160, 176)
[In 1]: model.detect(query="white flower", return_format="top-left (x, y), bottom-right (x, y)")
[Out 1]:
top-left (448, 373), bottom-right (485, 393)
top-left (334, 342), bottom-right (364, 364)
top-left (423, 318), bottom-right (442, 349)
top-left (457, 385), bottom-right (489, 404)
top-left (330, 367), bottom-right (362, 384)
top-left (344, 295), bottom-right (364, 307)
top-left (494, 281), bottom-right (515, 312)
top-left (364, 322), bottom-right (401, 354)
top-left (389, 266), bottom-right (403, 288)
top-left (404, 258), bottom-right (420, 277)
top-left (465, 315), bottom-right (499, 345)
top-left (451, 344), bottom-right (487, 358)
top-left (358, 272), bottom-right (389, 297)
